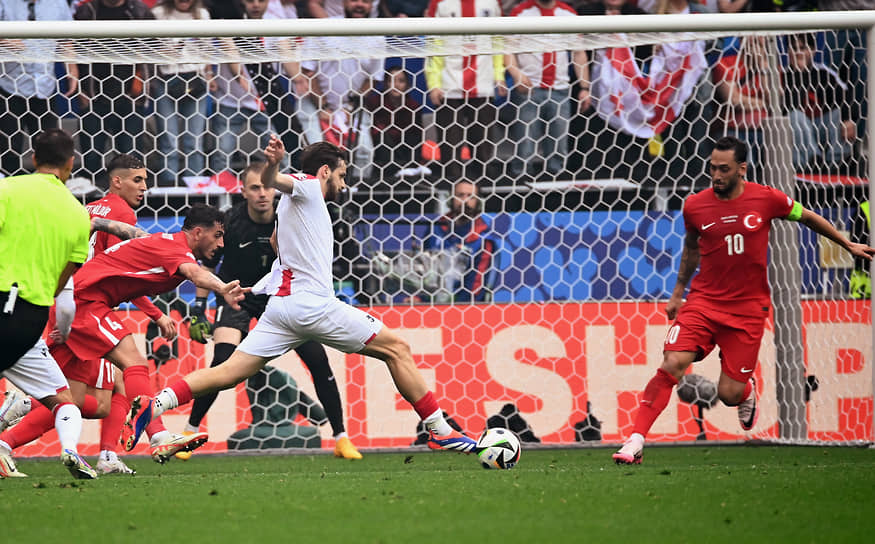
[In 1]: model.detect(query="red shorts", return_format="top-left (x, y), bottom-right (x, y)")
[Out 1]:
top-left (49, 298), bottom-right (132, 362)
top-left (49, 342), bottom-right (116, 391)
top-left (664, 303), bottom-right (765, 383)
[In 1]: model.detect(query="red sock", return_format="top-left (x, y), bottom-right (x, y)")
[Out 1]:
top-left (411, 391), bottom-right (440, 421)
top-left (81, 395), bottom-right (99, 419)
top-left (99, 393), bottom-right (128, 452)
top-left (122, 365), bottom-right (153, 401)
top-left (170, 380), bottom-right (194, 407)
top-left (1, 402), bottom-right (54, 449)
top-left (632, 368), bottom-right (679, 438)
top-left (145, 418), bottom-right (167, 438)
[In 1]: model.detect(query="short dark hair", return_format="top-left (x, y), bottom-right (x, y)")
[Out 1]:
top-left (182, 203), bottom-right (225, 231)
top-left (714, 135), bottom-right (748, 164)
top-left (300, 142), bottom-right (347, 177)
top-left (106, 153), bottom-right (146, 178)
top-left (240, 160), bottom-right (267, 186)
top-left (32, 129), bottom-right (75, 168)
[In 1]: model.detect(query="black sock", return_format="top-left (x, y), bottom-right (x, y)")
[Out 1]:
top-left (187, 342), bottom-right (236, 428)
top-left (295, 340), bottom-right (345, 435)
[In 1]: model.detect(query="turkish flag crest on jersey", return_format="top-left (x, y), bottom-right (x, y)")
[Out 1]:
top-left (742, 211), bottom-right (765, 232)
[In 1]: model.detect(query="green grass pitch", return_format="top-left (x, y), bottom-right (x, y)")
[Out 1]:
top-left (3, 445), bottom-right (874, 543)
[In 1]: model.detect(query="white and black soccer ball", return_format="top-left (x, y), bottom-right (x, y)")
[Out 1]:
top-left (476, 427), bottom-right (521, 470)
top-left (676, 373), bottom-right (718, 408)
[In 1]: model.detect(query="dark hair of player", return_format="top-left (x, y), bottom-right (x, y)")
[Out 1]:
top-left (300, 142), bottom-right (348, 177)
top-left (713, 135), bottom-right (748, 164)
top-left (182, 203), bottom-right (225, 230)
top-left (106, 153), bottom-right (146, 178)
top-left (32, 128), bottom-right (75, 168)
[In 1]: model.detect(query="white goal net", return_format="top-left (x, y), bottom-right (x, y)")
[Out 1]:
top-left (1, 12), bottom-right (872, 459)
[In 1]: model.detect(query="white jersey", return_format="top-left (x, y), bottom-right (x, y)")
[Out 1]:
top-left (253, 174), bottom-right (334, 298)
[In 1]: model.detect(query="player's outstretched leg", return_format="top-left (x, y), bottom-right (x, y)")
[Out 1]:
top-left (150, 431), bottom-right (208, 464)
top-left (612, 367), bottom-right (680, 465)
top-left (121, 395), bottom-right (153, 452)
top-left (737, 378), bottom-right (758, 431)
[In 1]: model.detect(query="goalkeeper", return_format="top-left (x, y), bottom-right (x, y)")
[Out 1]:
top-left (182, 161), bottom-right (362, 460)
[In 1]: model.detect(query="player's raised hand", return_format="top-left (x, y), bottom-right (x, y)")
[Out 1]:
top-left (264, 135), bottom-right (285, 165)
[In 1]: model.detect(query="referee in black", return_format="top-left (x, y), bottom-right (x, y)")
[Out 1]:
top-left (180, 160), bottom-right (362, 459)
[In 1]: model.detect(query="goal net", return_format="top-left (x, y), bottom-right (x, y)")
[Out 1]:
top-left (0, 12), bottom-right (872, 460)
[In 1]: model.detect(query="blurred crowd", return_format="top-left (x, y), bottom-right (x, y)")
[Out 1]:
top-left (0, 0), bottom-right (871, 191)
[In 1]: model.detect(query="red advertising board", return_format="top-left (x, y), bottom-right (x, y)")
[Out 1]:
top-left (6, 301), bottom-right (872, 457)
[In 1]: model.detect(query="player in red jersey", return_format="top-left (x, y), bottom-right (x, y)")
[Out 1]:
top-left (52, 203), bottom-right (245, 462)
top-left (0, 155), bottom-right (181, 473)
top-left (613, 136), bottom-right (875, 465)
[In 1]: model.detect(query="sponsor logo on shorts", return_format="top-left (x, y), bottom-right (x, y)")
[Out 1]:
top-left (740, 367), bottom-right (754, 374)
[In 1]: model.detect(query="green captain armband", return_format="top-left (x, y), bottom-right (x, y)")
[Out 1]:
top-left (786, 201), bottom-right (804, 222)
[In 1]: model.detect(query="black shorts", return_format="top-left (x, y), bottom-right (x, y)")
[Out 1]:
top-left (214, 293), bottom-right (268, 335)
top-left (0, 290), bottom-right (50, 372)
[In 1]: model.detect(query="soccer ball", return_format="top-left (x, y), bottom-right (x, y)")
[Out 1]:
top-left (476, 427), bottom-right (521, 470)
top-left (676, 373), bottom-right (718, 408)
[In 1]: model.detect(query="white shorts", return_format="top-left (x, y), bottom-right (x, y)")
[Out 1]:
top-left (1, 339), bottom-right (69, 400)
top-left (238, 292), bottom-right (383, 359)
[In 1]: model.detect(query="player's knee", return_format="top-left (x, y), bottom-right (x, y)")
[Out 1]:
top-left (717, 384), bottom-right (744, 406)
top-left (660, 354), bottom-right (689, 381)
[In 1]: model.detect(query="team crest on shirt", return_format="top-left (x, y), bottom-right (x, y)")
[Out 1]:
top-left (742, 212), bottom-right (764, 232)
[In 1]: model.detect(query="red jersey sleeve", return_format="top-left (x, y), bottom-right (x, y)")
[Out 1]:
top-left (764, 186), bottom-right (795, 220)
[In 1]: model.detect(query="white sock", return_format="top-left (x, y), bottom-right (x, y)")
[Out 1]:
top-left (0, 439), bottom-right (11, 453)
top-left (152, 388), bottom-right (178, 418)
top-left (630, 433), bottom-right (645, 444)
top-left (149, 430), bottom-right (170, 447)
top-left (54, 403), bottom-right (82, 452)
top-left (423, 408), bottom-right (454, 436)
top-left (100, 450), bottom-right (118, 463)
top-left (333, 432), bottom-right (348, 441)
top-left (184, 423), bottom-right (200, 434)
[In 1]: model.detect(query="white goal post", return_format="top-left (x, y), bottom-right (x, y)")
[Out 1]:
top-left (0, 11), bottom-right (873, 455)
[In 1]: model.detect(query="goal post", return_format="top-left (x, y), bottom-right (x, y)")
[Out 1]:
top-left (0, 11), bottom-right (873, 457)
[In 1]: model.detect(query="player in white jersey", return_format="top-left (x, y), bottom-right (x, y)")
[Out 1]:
top-left (123, 138), bottom-right (480, 454)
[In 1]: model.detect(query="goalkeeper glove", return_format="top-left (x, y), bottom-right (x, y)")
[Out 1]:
top-left (188, 296), bottom-right (213, 344)
top-left (849, 269), bottom-right (871, 300)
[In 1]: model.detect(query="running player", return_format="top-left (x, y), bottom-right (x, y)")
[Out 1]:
top-left (0, 154), bottom-right (178, 474)
top-left (125, 138), bottom-right (481, 454)
top-left (48, 203), bottom-right (246, 463)
top-left (178, 160), bottom-right (361, 460)
top-left (613, 136), bottom-right (875, 464)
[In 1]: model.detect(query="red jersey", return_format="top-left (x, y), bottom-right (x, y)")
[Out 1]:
top-left (85, 193), bottom-right (136, 259)
top-left (682, 181), bottom-right (795, 316)
top-left (82, 192), bottom-right (162, 320)
top-left (74, 231), bottom-right (197, 307)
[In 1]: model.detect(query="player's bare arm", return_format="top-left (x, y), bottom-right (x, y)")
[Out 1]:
top-left (261, 135), bottom-right (296, 194)
top-left (90, 217), bottom-right (148, 241)
top-left (798, 208), bottom-right (875, 261)
top-left (666, 228), bottom-right (701, 321)
top-left (178, 262), bottom-right (248, 311)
